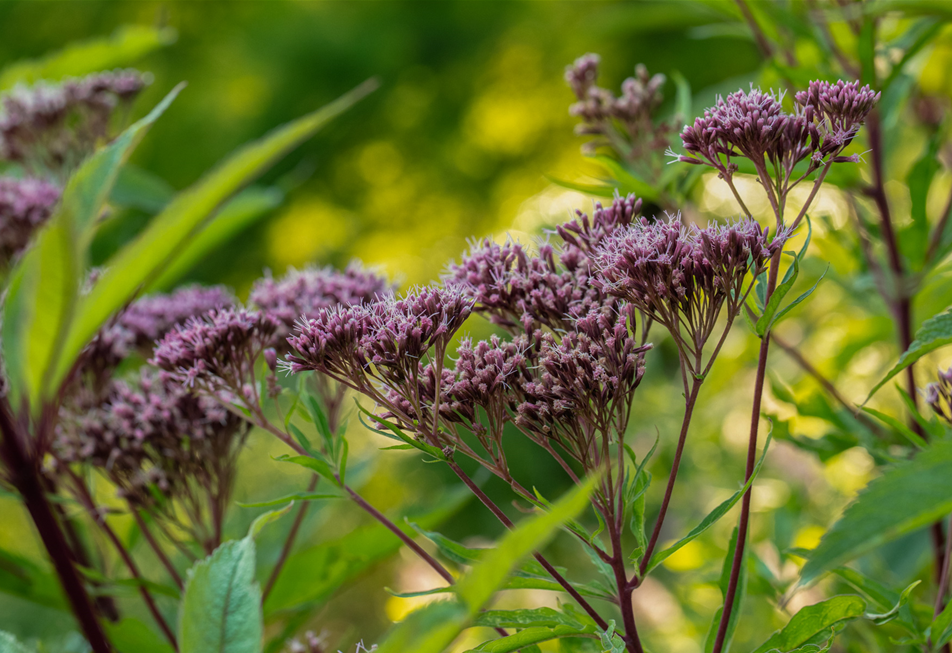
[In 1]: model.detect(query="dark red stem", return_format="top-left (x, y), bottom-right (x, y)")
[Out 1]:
top-left (0, 404), bottom-right (113, 653)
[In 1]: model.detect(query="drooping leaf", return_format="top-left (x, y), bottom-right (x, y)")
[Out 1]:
top-left (52, 79), bottom-right (377, 395)
top-left (867, 308), bottom-right (952, 400)
top-left (0, 25), bottom-right (176, 90)
top-left (179, 539), bottom-right (262, 653)
top-left (2, 85), bottom-right (182, 410)
top-left (750, 595), bottom-right (866, 653)
top-left (800, 440), bottom-right (952, 586)
top-left (246, 503), bottom-right (293, 540)
top-left (865, 580), bottom-right (919, 625)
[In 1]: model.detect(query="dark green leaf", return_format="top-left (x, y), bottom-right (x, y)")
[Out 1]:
top-left (867, 308), bottom-right (952, 400)
top-left (106, 618), bottom-right (175, 653)
top-left (865, 580), bottom-right (918, 625)
top-left (860, 406), bottom-right (926, 448)
top-left (179, 538), bottom-right (262, 653)
top-left (471, 607), bottom-right (590, 630)
top-left (800, 440), bottom-right (952, 586)
top-left (466, 626), bottom-right (596, 652)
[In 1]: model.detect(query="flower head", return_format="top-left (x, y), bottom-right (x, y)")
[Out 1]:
top-left (0, 70), bottom-right (149, 176)
top-left (0, 176), bottom-right (60, 265)
top-left (55, 368), bottom-right (244, 509)
top-left (794, 80), bottom-right (880, 161)
top-left (151, 307), bottom-right (277, 395)
top-left (284, 303), bottom-right (374, 382)
top-left (251, 262), bottom-right (392, 349)
top-left (594, 214), bottom-right (784, 364)
top-left (557, 193), bottom-right (643, 260)
top-left (926, 367), bottom-right (952, 424)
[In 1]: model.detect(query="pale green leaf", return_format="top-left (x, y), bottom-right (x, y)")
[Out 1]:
top-left (52, 79), bottom-right (376, 393)
top-left (179, 539), bottom-right (262, 653)
top-left (0, 25), bottom-right (176, 90)
top-left (800, 440), bottom-right (952, 586)
top-left (751, 595), bottom-right (866, 653)
top-left (246, 503), bottom-right (293, 539)
top-left (0, 631), bottom-right (34, 653)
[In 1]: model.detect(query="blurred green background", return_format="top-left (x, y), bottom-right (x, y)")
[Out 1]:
top-left (4, 2), bottom-right (952, 652)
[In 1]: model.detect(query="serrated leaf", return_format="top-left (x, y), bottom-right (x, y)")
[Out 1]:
top-left (52, 79), bottom-right (377, 395)
top-left (179, 538), bottom-right (262, 653)
top-left (867, 308), bottom-right (952, 400)
top-left (800, 440), bottom-right (952, 586)
top-left (751, 595), bottom-right (866, 653)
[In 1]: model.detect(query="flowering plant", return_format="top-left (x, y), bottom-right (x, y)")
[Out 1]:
top-left (3, 6), bottom-right (952, 653)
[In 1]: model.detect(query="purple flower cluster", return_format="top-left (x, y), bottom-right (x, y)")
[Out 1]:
top-left (0, 70), bottom-right (149, 176)
top-left (0, 176), bottom-right (60, 265)
top-left (516, 306), bottom-right (649, 465)
top-left (55, 368), bottom-right (244, 509)
top-left (677, 80), bottom-right (879, 179)
top-left (594, 215), bottom-right (784, 365)
top-left (151, 307), bottom-right (277, 398)
top-left (286, 286), bottom-right (473, 390)
top-left (926, 367), bottom-right (952, 424)
top-left (565, 54), bottom-right (671, 162)
top-left (250, 262), bottom-right (393, 349)
top-left (82, 285), bottom-right (234, 393)
top-left (446, 194), bottom-right (642, 334)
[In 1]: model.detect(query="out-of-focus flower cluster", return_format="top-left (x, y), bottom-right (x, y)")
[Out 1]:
top-left (283, 634), bottom-right (377, 653)
top-left (677, 80), bottom-right (879, 184)
top-left (926, 367), bottom-right (952, 424)
top-left (0, 70), bottom-right (149, 178)
top-left (81, 285), bottom-right (235, 395)
top-left (55, 368), bottom-right (245, 517)
top-left (250, 262), bottom-right (394, 350)
top-left (0, 176), bottom-right (60, 266)
top-left (565, 54), bottom-right (672, 166)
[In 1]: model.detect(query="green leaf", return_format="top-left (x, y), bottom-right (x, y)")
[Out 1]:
top-left (585, 155), bottom-right (660, 202)
top-left (0, 631), bottom-right (34, 653)
top-left (179, 539), bottom-right (262, 653)
top-left (237, 492), bottom-right (341, 508)
top-left (770, 266), bottom-right (828, 329)
top-left (146, 186), bottom-right (283, 291)
top-left (932, 592), bottom-right (952, 647)
top-left (0, 25), bottom-right (176, 90)
top-left (355, 402), bottom-right (445, 460)
top-left (800, 440), bottom-right (952, 586)
top-left (110, 165), bottom-right (175, 213)
top-left (52, 79), bottom-right (377, 394)
top-left (2, 85), bottom-right (182, 410)
top-left (466, 626), bottom-right (596, 652)
top-left (756, 255), bottom-right (799, 337)
top-left (704, 526), bottom-right (748, 653)
top-left (867, 308), bottom-right (952, 400)
top-left (544, 175), bottom-right (617, 199)
top-left (751, 595), bottom-right (866, 653)
top-left (471, 607), bottom-right (590, 630)
top-left (106, 618), bottom-right (175, 653)
top-left (264, 486), bottom-right (469, 614)
top-left (375, 476), bottom-right (598, 653)
top-left (274, 454), bottom-right (339, 486)
top-left (246, 503), bottom-right (293, 540)
top-left (865, 580), bottom-right (918, 625)
top-left (646, 437), bottom-right (770, 573)
top-left (455, 474), bottom-right (599, 611)
top-left (860, 406), bottom-right (927, 448)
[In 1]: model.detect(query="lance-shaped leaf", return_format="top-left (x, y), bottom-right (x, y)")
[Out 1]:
top-left (1, 85), bottom-right (182, 410)
top-left (800, 439), bottom-right (952, 586)
top-left (750, 595), bottom-right (866, 653)
top-left (51, 79), bottom-right (377, 396)
top-left (867, 308), bottom-right (952, 400)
